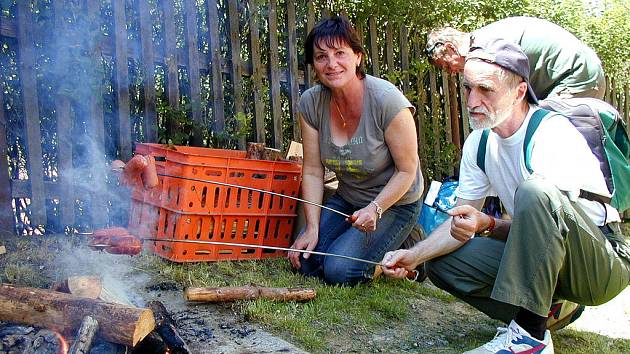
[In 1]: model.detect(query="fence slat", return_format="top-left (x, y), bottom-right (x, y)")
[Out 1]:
top-left (52, 1), bottom-right (74, 228)
top-left (400, 26), bottom-right (409, 94)
top-left (16, 1), bottom-right (46, 226)
top-left (162, 0), bottom-right (180, 136)
top-left (385, 22), bottom-right (394, 76)
top-left (86, 0), bottom-right (107, 228)
top-left (448, 75), bottom-right (462, 151)
top-left (113, 0), bottom-right (131, 160)
top-left (248, 0), bottom-right (265, 143)
top-left (183, 0), bottom-right (203, 146)
top-left (604, 76), bottom-right (611, 103)
top-left (368, 16), bottom-right (379, 77)
top-left (413, 41), bottom-right (425, 155)
top-left (0, 87), bottom-right (13, 233)
top-left (206, 0), bottom-right (225, 132)
top-left (459, 74), bottom-right (470, 140)
top-left (441, 70), bottom-right (453, 175)
top-left (227, 0), bottom-right (245, 148)
top-left (304, 2), bottom-right (316, 89)
top-left (305, 1), bottom-right (316, 89)
top-left (138, 0), bottom-right (157, 142)
top-left (268, 0), bottom-right (283, 149)
top-left (624, 84), bottom-right (629, 127)
top-left (429, 70), bottom-right (441, 173)
top-left (286, 1), bottom-right (300, 143)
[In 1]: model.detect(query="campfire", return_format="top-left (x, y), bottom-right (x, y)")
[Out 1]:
top-left (0, 277), bottom-right (190, 354)
top-left (0, 147), bottom-right (312, 353)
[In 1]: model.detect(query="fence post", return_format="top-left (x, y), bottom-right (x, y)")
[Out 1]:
top-left (624, 84), bottom-right (629, 127)
top-left (163, 0), bottom-right (180, 138)
top-left (400, 26), bottom-right (409, 94)
top-left (16, 1), bottom-right (46, 227)
top-left (207, 0), bottom-right (226, 132)
top-left (368, 16), bottom-right (379, 77)
top-left (248, 0), bottom-right (266, 144)
top-left (268, 0), bottom-right (283, 149)
top-left (112, 0), bottom-right (131, 160)
top-left (286, 0), bottom-right (301, 143)
top-left (305, 2), bottom-right (316, 89)
top-left (227, 0), bottom-right (245, 149)
top-left (429, 70), bottom-right (441, 174)
top-left (52, 1), bottom-right (75, 229)
top-left (138, 0), bottom-right (157, 143)
top-left (0, 87), bottom-right (14, 234)
top-left (385, 22), bottom-right (394, 76)
top-left (183, 0), bottom-right (203, 146)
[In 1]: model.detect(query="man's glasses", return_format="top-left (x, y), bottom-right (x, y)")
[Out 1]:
top-left (425, 41), bottom-right (444, 57)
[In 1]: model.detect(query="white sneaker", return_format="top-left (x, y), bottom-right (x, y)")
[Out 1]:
top-left (463, 320), bottom-right (554, 354)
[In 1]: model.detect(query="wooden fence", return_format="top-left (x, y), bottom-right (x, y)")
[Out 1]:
top-left (0, 0), bottom-right (628, 234)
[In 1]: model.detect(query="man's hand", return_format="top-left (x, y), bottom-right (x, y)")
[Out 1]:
top-left (380, 249), bottom-right (420, 279)
top-left (287, 230), bottom-right (318, 269)
top-left (447, 205), bottom-right (493, 242)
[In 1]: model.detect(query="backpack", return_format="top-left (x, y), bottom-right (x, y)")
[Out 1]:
top-left (477, 97), bottom-right (630, 212)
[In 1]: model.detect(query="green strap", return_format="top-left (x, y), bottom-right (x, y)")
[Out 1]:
top-left (524, 109), bottom-right (553, 173)
top-left (476, 109), bottom-right (553, 174)
top-left (477, 129), bottom-right (490, 173)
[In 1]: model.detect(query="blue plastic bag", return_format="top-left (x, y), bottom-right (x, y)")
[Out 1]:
top-left (418, 180), bottom-right (458, 235)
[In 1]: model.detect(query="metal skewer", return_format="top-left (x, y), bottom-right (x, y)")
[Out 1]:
top-left (156, 172), bottom-right (353, 219)
top-left (87, 237), bottom-right (418, 280)
top-left (90, 238), bottom-right (381, 266)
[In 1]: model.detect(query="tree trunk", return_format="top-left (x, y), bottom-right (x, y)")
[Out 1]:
top-left (184, 286), bottom-right (316, 302)
top-left (0, 284), bottom-right (154, 347)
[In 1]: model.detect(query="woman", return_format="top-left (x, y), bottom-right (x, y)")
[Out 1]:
top-left (288, 15), bottom-right (423, 285)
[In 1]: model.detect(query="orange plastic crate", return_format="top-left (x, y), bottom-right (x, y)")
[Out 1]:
top-left (128, 143), bottom-right (302, 262)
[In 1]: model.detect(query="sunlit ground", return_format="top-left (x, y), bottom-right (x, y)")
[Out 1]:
top-left (570, 286), bottom-right (630, 339)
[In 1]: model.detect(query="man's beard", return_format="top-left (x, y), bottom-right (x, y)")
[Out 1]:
top-left (468, 105), bottom-right (512, 130)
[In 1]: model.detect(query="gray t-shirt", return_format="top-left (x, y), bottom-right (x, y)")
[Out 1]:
top-left (299, 75), bottom-right (423, 207)
top-left (473, 17), bottom-right (604, 99)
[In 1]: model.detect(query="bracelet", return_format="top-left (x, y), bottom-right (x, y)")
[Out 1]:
top-left (480, 215), bottom-right (495, 236)
top-left (370, 201), bottom-right (383, 219)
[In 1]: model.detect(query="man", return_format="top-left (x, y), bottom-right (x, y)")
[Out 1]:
top-left (426, 17), bottom-right (606, 100)
top-left (382, 39), bottom-right (629, 353)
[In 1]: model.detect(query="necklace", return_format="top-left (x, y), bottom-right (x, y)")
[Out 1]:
top-left (332, 98), bottom-right (347, 128)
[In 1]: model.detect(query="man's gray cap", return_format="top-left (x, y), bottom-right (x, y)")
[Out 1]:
top-left (467, 37), bottom-right (538, 104)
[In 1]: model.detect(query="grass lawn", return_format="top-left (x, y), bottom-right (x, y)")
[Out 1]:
top-left (0, 222), bottom-right (628, 353)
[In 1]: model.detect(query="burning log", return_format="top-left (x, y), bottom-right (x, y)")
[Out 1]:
top-left (147, 300), bottom-right (190, 354)
top-left (68, 316), bottom-right (99, 354)
top-left (184, 286), bottom-right (317, 302)
top-left (50, 275), bottom-right (102, 299)
top-left (0, 284), bottom-right (155, 347)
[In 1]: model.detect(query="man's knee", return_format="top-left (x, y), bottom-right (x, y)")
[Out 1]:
top-left (514, 178), bottom-right (561, 212)
top-left (426, 257), bottom-right (454, 291)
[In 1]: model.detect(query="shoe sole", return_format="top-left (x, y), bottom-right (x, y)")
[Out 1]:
top-left (548, 304), bottom-right (585, 332)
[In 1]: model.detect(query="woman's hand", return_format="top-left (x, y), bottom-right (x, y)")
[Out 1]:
top-left (351, 203), bottom-right (379, 232)
top-left (380, 249), bottom-right (420, 279)
top-left (447, 205), bottom-right (491, 242)
top-left (288, 229), bottom-right (319, 269)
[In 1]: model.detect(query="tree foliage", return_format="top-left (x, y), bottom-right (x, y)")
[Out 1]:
top-left (325, 0), bottom-right (630, 87)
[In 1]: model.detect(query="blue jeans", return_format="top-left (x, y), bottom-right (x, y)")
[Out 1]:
top-left (300, 193), bottom-right (421, 285)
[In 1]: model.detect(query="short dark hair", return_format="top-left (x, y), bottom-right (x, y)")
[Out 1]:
top-left (304, 15), bottom-right (366, 79)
